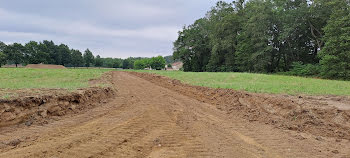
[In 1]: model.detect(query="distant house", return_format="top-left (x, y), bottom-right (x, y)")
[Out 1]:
top-left (171, 62), bottom-right (183, 71)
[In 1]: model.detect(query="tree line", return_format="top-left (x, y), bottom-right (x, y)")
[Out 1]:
top-left (173, 0), bottom-right (350, 80)
top-left (0, 40), bottom-right (167, 69)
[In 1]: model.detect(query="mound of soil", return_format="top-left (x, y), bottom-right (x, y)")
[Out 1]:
top-left (25, 64), bottom-right (66, 69)
top-left (0, 72), bottom-right (116, 127)
top-left (0, 87), bottom-right (115, 127)
top-left (129, 72), bottom-right (350, 140)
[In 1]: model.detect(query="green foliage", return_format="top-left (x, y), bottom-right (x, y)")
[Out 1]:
top-left (164, 55), bottom-right (177, 64)
top-left (150, 56), bottom-right (166, 70)
top-left (283, 62), bottom-right (321, 77)
top-left (134, 59), bottom-right (146, 70)
top-left (100, 57), bottom-right (122, 68)
top-left (83, 49), bottom-right (95, 67)
top-left (0, 52), bottom-right (7, 67)
top-left (95, 55), bottom-right (103, 67)
top-left (24, 41), bottom-right (49, 64)
top-left (174, 18), bottom-right (211, 72)
top-left (58, 44), bottom-right (71, 66)
top-left (1, 40), bottom-right (97, 67)
top-left (133, 56), bottom-right (166, 70)
top-left (172, 0), bottom-right (350, 80)
top-left (0, 40), bottom-right (141, 69)
top-left (71, 49), bottom-right (84, 68)
top-left (319, 1), bottom-right (350, 80)
top-left (122, 58), bottom-right (136, 69)
top-left (4, 43), bottom-right (25, 67)
top-left (0, 41), bottom-right (7, 67)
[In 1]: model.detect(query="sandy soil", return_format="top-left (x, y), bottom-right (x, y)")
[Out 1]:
top-left (0, 71), bottom-right (349, 158)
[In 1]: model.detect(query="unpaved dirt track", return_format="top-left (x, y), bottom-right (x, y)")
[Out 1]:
top-left (0, 71), bottom-right (349, 158)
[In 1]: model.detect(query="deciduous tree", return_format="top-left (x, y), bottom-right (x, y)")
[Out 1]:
top-left (319, 1), bottom-right (350, 79)
top-left (71, 49), bottom-right (84, 68)
top-left (0, 52), bottom-right (7, 67)
top-left (4, 43), bottom-right (25, 67)
top-left (95, 55), bottom-right (103, 68)
top-left (83, 49), bottom-right (95, 67)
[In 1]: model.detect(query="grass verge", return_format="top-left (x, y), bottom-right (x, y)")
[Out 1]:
top-left (129, 70), bottom-right (350, 96)
top-left (0, 68), bottom-right (112, 90)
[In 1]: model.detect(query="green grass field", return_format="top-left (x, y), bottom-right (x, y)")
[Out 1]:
top-left (0, 68), bottom-right (112, 90)
top-left (131, 70), bottom-right (350, 96)
top-left (1, 68), bottom-right (349, 96)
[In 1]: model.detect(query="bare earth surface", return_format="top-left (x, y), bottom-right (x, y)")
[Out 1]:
top-left (25, 64), bottom-right (66, 69)
top-left (0, 71), bottom-right (349, 158)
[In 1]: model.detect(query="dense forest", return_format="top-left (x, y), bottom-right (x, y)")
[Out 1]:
top-left (173, 0), bottom-right (350, 80)
top-left (0, 40), bottom-right (166, 69)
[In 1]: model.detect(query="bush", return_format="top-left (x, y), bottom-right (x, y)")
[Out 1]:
top-left (133, 56), bottom-right (165, 70)
top-left (150, 56), bottom-right (166, 70)
top-left (134, 60), bottom-right (146, 70)
top-left (283, 62), bottom-right (321, 77)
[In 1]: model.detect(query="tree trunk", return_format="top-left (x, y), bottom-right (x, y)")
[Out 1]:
top-left (308, 20), bottom-right (323, 51)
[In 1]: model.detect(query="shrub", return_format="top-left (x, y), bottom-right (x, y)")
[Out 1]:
top-left (283, 62), bottom-right (321, 77)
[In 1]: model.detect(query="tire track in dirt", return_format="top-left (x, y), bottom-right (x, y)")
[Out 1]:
top-left (0, 71), bottom-right (349, 158)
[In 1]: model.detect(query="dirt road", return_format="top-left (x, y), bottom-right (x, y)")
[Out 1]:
top-left (0, 72), bottom-right (349, 158)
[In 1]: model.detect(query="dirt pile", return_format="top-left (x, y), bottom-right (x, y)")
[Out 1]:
top-left (25, 64), bottom-right (66, 69)
top-left (129, 72), bottom-right (350, 140)
top-left (0, 72), bottom-right (116, 127)
top-left (0, 87), bottom-right (115, 127)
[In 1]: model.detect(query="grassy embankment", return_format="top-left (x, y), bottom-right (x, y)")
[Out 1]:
top-left (130, 70), bottom-right (350, 96)
top-left (0, 68), bottom-right (111, 89)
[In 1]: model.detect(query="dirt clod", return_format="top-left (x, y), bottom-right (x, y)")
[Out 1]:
top-left (7, 139), bottom-right (21, 146)
top-left (24, 120), bottom-right (33, 126)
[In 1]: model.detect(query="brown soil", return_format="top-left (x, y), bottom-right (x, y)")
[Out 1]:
top-left (0, 71), bottom-right (349, 158)
top-left (25, 64), bottom-right (66, 69)
top-left (0, 87), bottom-right (115, 128)
top-left (0, 72), bottom-right (116, 127)
top-left (129, 72), bottom-right (350, 140)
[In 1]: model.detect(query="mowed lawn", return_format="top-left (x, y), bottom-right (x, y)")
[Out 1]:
top-left (0, 68), bottom-right (112, 89)
top-left (133, 70), bottom-right (350, 96)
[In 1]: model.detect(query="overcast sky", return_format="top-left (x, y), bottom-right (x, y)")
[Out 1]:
top-left (0, 0), bottom-right (227, 58)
